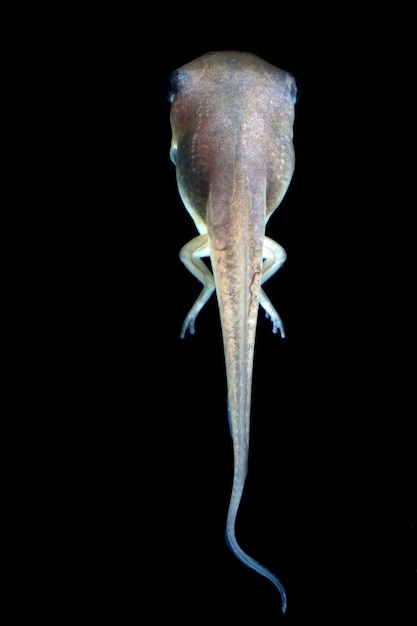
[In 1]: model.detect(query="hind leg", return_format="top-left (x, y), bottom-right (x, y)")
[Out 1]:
top-left (179, 234), bottom-right (215, 338)
top-left (259, 237), bottom-right (287, 337)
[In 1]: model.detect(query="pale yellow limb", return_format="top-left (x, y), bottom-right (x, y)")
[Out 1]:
top-left (179, 235), bottom-right (214, 338)
top-left (260, 236), bottom-right (287, 336)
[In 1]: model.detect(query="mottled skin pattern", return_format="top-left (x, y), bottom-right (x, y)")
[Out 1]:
top-left (168, 51), bottom-right (297, 613)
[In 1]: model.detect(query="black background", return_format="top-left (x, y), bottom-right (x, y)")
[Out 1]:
top-left (23, 7), bottom-right (416, 624)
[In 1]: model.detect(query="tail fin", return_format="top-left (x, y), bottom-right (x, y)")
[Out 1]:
top-left (225, 474), bottom-right (287, 614)
top-left (208, 171), bottom-right (287, 613)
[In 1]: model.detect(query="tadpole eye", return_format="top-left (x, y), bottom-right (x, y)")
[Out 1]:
top-left (165, 70), bottom-right (181, 103)
top-left (291, 76), bottom-right (301, 104)
top-left (170, 145), bottom-right (177, 164)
